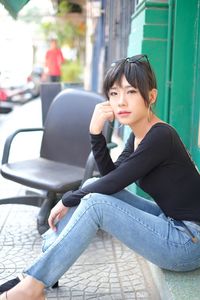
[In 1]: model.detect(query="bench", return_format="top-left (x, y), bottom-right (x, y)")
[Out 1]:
top-left (148, 262), bottom-right (200, 300)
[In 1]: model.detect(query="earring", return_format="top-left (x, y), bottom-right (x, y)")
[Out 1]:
top-left (147, 103), bottom-right (152, 123)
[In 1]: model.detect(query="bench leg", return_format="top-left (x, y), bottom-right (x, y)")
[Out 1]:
top-left (37, 192), bottom-right (57, 235)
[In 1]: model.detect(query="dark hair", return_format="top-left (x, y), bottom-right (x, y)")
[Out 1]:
top-left (103, 58), bottom-right (157, 106)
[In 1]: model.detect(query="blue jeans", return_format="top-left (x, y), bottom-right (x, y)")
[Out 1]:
top-left (24, 179), bottom-right (200, 287)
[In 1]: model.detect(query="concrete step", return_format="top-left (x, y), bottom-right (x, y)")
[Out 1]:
top-left (148, 262), bottom-right (200, 300)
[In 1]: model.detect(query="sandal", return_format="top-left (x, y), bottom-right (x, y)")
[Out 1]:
top-left (0, 276), bottom-right (22, 294)
top-left (0, 276), bottom-right (58, 294)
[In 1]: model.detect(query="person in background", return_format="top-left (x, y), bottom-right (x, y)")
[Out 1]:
top-left (44, 38), bottom-right (64, 82)
top-left (0, 54), bottom-right (200, 300)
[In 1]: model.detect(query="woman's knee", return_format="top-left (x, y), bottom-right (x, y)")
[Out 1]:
top-left (82, 192), bottom-right (107, 204)
top-left (79, 193), bottom-right (108, 225)
top-left (81, 177), bottom-right (99, 188)
top-left (81, 193), bottom-right (116, 216)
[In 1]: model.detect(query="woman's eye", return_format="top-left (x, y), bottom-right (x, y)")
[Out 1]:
top-left (128, 89), bottom-right (136, 94)
top-left (110, 91), bottom-right (118, 96)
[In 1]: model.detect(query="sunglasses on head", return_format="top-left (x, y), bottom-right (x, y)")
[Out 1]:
top-left (110, 54), bottom-right (150, 68)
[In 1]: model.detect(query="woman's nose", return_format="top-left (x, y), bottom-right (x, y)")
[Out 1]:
top-left (118, 93), bottom-right (126, 106)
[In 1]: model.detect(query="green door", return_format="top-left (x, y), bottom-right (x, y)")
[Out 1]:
top-left (168, 0), bottom-right (200, 170)
top-left (191, 6), bottom-right (200, 169)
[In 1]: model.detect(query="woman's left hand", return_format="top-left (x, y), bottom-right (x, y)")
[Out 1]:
top-left (48, 200), bottom-right (69, 232)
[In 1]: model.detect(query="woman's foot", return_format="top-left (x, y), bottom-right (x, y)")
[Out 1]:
top-left (4, 276), bottom-right (46, 300)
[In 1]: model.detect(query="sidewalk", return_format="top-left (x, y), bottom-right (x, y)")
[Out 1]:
top-left (0, 99), bottom-right (160, 300)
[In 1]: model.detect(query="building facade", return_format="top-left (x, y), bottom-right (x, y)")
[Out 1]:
top-left (127, 0), bottom-right (200, 171)
top-left (86, 0), bottom-right (200, 195)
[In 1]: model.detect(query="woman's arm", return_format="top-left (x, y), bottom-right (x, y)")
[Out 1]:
top-left (90, 132), bottom-right (134, 175)
top-left (62, 125), bottom-right (172, 207)
top-left (89, 101), bottom-right (115, 175)
top-left (89, 100), bottom-right (136, 175)
top-left (49, 125), bottom-right (172, 229)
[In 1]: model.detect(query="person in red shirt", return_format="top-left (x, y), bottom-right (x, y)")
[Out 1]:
top-left (45, 39), bottom-right (64, 82)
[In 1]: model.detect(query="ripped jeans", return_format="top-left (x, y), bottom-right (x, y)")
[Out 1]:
top-left (24, 178), bottom-right (200, 287)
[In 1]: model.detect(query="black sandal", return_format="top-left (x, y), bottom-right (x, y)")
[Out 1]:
top-left (0, 276), bottom-right (58, 293)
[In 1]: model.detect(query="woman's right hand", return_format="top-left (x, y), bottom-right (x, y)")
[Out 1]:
top-left (89, 101), bottom-right (114, 135)
top-left (48, 200), bottom-right (69, 232)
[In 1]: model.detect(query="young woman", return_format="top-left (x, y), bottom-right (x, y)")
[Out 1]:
top-left (1, 54), bottom-right (200, 300)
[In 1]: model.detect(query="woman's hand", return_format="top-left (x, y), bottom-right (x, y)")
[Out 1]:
top-left (48, 200), bottom-right (69, 232)
top-left (89, 101), bottom-right (114, 134)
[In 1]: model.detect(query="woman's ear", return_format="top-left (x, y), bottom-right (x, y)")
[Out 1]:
top-left (149, 89), bottom-right (157, 104)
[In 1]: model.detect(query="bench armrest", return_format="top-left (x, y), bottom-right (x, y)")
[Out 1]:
top-left (106, 142), bottom-right (118, 150)
top-left (2, 127), bottom-right (44, 164)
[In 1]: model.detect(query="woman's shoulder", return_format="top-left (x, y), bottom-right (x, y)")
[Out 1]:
top-left (144, 122), bottom-right (178, 147)
top-left (150, 122), bottom-right (178, 136)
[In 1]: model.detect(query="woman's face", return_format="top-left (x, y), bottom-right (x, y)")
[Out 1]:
top-left (108, 75), bottom-right (150, 128)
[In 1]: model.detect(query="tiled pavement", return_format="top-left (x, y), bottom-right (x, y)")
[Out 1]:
top-left (0, 99), bottom-right (160, 299)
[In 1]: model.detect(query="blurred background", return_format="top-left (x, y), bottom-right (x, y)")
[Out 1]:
top-left (0, 0), bottom-right (86, 104)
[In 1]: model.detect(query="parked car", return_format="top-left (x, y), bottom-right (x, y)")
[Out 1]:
top-left (0, 66), bottom-right (43, 103)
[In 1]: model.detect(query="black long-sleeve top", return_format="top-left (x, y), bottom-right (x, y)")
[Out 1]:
top-left (62, 123), bottom-right (200, 221)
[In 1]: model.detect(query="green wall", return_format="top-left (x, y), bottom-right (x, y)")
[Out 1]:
top-left (125, 0), bottom-right (200, 195)
top-left (168, 0), bottom-right (200, 167)
top-left (128, 0), bottom-right (168, 120)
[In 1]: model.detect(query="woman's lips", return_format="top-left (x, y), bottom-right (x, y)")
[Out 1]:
top-left (117, 111), bottom-right (131, 117)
